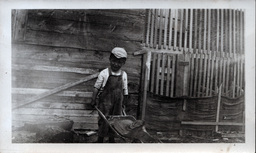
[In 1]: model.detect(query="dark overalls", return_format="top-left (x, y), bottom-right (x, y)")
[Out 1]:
top-left (98, 69), bottom-right (124, 138)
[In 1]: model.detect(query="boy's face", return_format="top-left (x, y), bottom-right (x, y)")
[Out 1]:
top-left (110, 56), bottom-right (125, 72)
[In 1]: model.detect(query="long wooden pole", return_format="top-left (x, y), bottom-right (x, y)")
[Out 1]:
top-left (12, 72), bottom-right (99, 110)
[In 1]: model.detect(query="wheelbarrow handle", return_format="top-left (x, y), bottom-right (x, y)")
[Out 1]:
top-left (94, 106), bottom-right (126, 141)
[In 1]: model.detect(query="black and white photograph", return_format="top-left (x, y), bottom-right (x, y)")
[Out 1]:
top-left (0, 0), bottom-right (255, 153)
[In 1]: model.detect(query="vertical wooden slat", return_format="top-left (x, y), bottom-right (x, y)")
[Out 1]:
top-left (222, 55), bottom-right (226, 95)
top-left (211, 9), bottom-right (216, 52)
top-left (154, 9), bottom-right (159, 48)
top-left (197, 9), bottom-right (203, 97)
top-left (236, 10), bottom-right (241, 95)
top-left (239, 10), bottom-right (244, 95)
top-left (207, 9), bottom-right (211, 52)
top-left (155, 53), bottom-right (161, 95)
top-left (166, 55), bottom-right (171, 96)
top-left (209, 52), bottom-right (215, 96)
top-left (163, 9), bottom-right (169, 49)
top-left (174, 9), bottom-right (178, 50)
top-left (202, 53), bottom-right (208, 96)
top-left (189, 9), bottom-right (193, 51)
top-left (170, 55), bottom-right (176, 97)
top-left (206, 53), bottom-right (211, 96)
top-left (218, 56), bottom-right (223, 92)
top-left (232, 10), bottom-right (237, 98)
top-left (225, 9), bottom-right (229, 55)
top-left (189, 53), bottom-right (195, 96)
top-left (240, 58), bottom-right (244, 95)
top-left (233, 9), bottom-right (236, 54)
top-left (206, 9), bottom-right (211, 96)
top-left (220, 9), bottom-right (224, 53)
top-left (203, 9), bottom-right (207, 51)
top-left (159, 9), bottom-right (163, 49)
top-left (229, 9), bottom-right (232, 53)
top-left (216, 9), bottom-right (220, 52)
top-left (240, 10), bottom-right (243, 54)
top-left (219, 9), bottom-right (224, 93)
top-left (160, 53), bottom-right (166, 95)
top-left (168, 9), bottom-right (173, 49)
top-left (150, 9), bottom-right (155, 47)
top-left (201, 10), bottom-right (208, 96)
top-left (188, 9), bottom-right (194, 96)
top-left (146, 9), bottom-right (151, 47)
top-left (215, 56), bottom-right (219, 95)
top-left (198, 53), bottom-right (203, 97)
top-left (179, 9), bottom-right (184, 51)
top-left (232, 56), bottom-right (237, 98)
top-left (193, 51), bottom-right (199, 97)
top-left (236, 56), bottom-right (241, 96)
top-left (198, 9), bottom-right (203, 52)
top-left (237, 10), bottom-right (240, 54)
top-left (150, 53), bottom-right (156, 93)
top-left (225, 57), bottom-right (230, 96)
top-left (184, 9), bottom-right (188, 51)
top-left (193, 10), bottom-right (198, 52)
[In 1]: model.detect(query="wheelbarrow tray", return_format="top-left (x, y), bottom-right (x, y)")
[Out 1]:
top-left (94, 106), bottom-right (161, 143)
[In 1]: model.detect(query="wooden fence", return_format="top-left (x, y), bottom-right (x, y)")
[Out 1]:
top-left (145, 9), bottom-right (245, 98)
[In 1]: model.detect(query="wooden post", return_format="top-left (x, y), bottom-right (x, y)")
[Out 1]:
top-left (141, 51), bottom-right (152, 120)
top-left (175, 54), bottom-right (190, 97)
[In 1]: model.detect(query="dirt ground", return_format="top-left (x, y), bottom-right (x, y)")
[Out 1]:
top-left (12, 128), bottom-right (245, 143)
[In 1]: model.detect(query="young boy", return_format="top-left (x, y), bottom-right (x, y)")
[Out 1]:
top-left (91, 47), bottom-right (128, 143)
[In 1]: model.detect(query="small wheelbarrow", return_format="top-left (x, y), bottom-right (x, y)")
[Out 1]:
top-left (94, 106), bottom-right (161, 143)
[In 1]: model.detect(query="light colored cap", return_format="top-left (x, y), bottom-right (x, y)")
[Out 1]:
top-left (111, 47), bottom-right (127, 58)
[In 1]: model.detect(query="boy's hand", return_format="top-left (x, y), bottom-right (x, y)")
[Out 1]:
top-left (90, 99), bottom-right (96, 107)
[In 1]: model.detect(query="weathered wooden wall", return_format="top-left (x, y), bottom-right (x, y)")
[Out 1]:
top-left (12, 9), bottom-right (146, 130)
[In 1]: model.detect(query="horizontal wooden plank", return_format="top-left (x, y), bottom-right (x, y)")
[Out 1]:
top-left (12, 114), bottom-right (98, 124)
top-left (13, 64), bottom-right (98, 75)
top-left (23, 29), bottom-right (142, 53)
top-left (181, 121), bottom-right (244, 126)
top-left (12, 88), bottom-right (93, 97)
top-left (13, 108), bottom-right (98, 116)
top-left (13, 94), bottom-right (92, 104)
top-left (27, 15), bottom-right (143, 41)
top-left (12, 44), bottom-right (141, 73)
top-left (12, 101), bottom-right (93, 110)
top-left (28, 10), bottom-right (145, 25)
